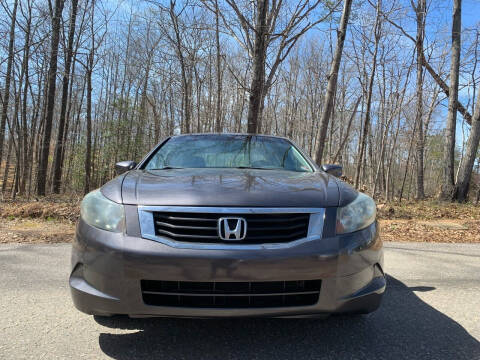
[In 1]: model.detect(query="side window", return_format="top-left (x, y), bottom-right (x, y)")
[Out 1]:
top-left (284, 147), bottom-right (311, 172)
top-left (146, 153), bottom-right (165, 170)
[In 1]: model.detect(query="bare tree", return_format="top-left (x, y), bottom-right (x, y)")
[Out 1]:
top-left (382, 8), bottom-right (473, 125)
top-left (36, 0), bottom-right (65, 196)
top-left (214, 0), bottom-right (223, 132)
top-left (222, 0), bottom-right (340, 133)
top-left (440, 0), bottom-right (462, 200)
top-left (0, 0), bottom-right (18, 168)
top-left (315, 0), bottom-right (353, 164)
top-left (52, 0), bottom-right (79, 193)
top-left (18, 0), bottom-right (33, 196)
top-left (83, 0), bottom-right (107, 194)
top-left (454, 87), bottom-right (480, 201)
top-left (413, 0), bottom-right (426, 200)
top-left (0, 0), bottom-right (478, 201)
top-left (84, 46), bottom-right (94, 194)
top-left (167, 0), bottom-right (193, 133)
top-left (247, 0), bottom-right (269, 133)
top-left (354, 0), bottom-right (382, 189)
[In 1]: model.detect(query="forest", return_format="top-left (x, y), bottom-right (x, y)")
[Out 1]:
top-left (0, 0), bottom-right (479, 203)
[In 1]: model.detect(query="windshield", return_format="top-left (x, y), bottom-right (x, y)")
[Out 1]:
top-left (143, 135), bottom-right (313, 172)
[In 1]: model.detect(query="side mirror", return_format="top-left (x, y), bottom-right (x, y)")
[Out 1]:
top-left (115, 160), bottom-right (137, 175)
top-left (321, 164), bottom-right (342, 177)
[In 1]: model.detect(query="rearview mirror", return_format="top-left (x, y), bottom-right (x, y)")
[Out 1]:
top-left (321, 164), bottom-right (342, 177)
top-left (115, 160), bottom-right (137, 175)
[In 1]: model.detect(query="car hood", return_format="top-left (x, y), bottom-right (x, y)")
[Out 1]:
top-left (103, 168), bottom-right (354, 208)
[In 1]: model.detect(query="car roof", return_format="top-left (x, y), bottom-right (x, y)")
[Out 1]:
top-left (170, 133), bottom-right (291, 141)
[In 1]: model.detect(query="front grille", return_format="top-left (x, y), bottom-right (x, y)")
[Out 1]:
top-left (152, 212), bottom-right (310, 244)
top-left (141, 280), bottom-right (321, 308)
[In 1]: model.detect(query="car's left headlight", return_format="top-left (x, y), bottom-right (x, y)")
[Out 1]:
top-left (336, 192), bottom-right (376, 234)
top-left (80, 189), bottom-right (125, 232)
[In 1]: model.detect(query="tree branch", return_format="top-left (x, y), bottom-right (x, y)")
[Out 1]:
top-left (382, 12), bottom-right (473, 124)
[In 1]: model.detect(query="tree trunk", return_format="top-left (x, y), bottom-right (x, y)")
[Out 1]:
top-left (36, 0), bottom-right (65, 196)
top-left (315, 0), bottom-right (353, 164)
top-left (1, 135), bottom-right (14, 194)
top-left (85, 54), bottom-right (93, 195)
top-left (373, 98), bottom-right (398, 198)
top-left (354, 0), bottom-right (381, 189)
top-left (247, 0), bottom-right (269, 134)
top-left (453, 88), bottom-right (480, 201)
top-left (52, 0), bottom-right (79, 193)
top-left (440, 0), bottom-right (462, 200)
top-left (19, 2), bottom-right (32, 195)
top-left (414, 0), bottom-right (426, 200)
top-left (0, 0), bottom-right (18, 168)
top-left (386, 110), bottom-right (402, 201)
top-left (84, 0), bottom-right (96, 194)
top-left (331, 96), bottom-right (361, 164)
top-left (169, 1), bottom-right (191, 133)
top-left (214, 0), bottom-right (223, 133)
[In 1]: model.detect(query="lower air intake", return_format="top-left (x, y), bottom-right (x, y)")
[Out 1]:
top-left (141, 280), bottom-right (321, 308)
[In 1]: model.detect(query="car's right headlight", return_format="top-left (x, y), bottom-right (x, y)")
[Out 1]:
top-left (336, 192), bottom-right (376, 234)
top-left (80, 189), bottom-right (125, 232)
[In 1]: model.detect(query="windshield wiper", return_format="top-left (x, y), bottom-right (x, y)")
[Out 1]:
top-left (234, 166), bottom-right (280, 170)
top-left (149, 166), bottom-right (184, 170)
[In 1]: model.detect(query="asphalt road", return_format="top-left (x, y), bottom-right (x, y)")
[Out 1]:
top-left (0, 242), bottom-right (479, 360)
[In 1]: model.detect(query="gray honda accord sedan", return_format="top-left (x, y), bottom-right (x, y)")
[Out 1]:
top-left (70, 134), bottom-right (385, 318)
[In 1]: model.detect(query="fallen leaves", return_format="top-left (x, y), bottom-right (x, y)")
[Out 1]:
top-left (377, 200), bottom-right (480, 220)
top-left (379, 219), bottom-right (480, 243)
top-left (0, 198), bottom-right (80, 222)
top-left (0, 218), bottom-right (75, 244)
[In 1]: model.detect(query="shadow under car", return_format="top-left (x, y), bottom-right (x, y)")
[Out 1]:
top-left (95, 276), bottom-right (479, 360)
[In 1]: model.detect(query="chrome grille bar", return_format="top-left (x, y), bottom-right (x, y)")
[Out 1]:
top-left (138, 206), bottom-right (325, 250)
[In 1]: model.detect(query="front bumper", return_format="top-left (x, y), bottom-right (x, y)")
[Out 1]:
top-left (70, 219), bottom-right (385, 318)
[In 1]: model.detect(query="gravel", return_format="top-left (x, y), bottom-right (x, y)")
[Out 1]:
top-left (0, 242), bottom-right (479, 360)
